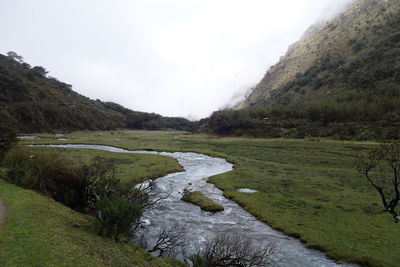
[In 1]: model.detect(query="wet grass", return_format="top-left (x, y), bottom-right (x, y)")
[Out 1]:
top-left (181, 191), bottom-right (224, 212)
top-left (21, 130), bottom-right (400, 266)
top-left (0, 179), bottom-right (186, 267)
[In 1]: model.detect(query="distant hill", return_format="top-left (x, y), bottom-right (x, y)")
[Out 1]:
top-left (204, 0), bottom-right (400, 139)
top-left (0, 53), bottom-right (193, 133)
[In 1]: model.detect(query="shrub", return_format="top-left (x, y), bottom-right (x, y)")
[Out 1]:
top-left (2, 146), bottom-right (30, 186)
top-left (3, 148), bottom-right (89, 209)
top-left (3, 151), bottom-right (147, 242)
top-left (25, 152), bottom-right (71, 196)
top-left (2, 145), bottom-right (30, 169)
top-left (0, 125), bottom-right (16, 161)
top-left (95, 195), bottom-right (142, 242)
top-left (85, 157), bottom-right (146, 241)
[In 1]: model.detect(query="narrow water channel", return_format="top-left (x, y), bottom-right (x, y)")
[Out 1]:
top-left (35, 144), bottom-right (357, 267)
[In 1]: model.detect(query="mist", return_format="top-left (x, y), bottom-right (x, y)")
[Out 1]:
top-left (0, 0), bottom-right (356, 120)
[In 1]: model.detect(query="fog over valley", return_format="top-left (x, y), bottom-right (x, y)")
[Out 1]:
top-left (1, 0), bottom-right (354, 119)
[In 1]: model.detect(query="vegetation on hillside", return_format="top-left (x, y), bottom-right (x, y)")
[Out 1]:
top-left (202, 0), bottom-right (400, 139)
top-left (0, 53), bottom-right (193, 133)
top-left (0, 179), bottom-right (186, 267)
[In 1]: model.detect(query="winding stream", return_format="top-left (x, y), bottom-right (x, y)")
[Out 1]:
top-left (35, 144), bottom-right (356, 267)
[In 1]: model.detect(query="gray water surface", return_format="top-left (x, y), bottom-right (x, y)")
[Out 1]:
top-left (35, 144), bottom-right (357, 267)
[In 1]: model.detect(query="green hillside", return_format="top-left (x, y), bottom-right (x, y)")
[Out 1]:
top-left (0, 53), bottom-right (193, 133)
top-left (0, 179), bottom-right (185, 267)
top-left (204, 0), bottom-right (400, 139)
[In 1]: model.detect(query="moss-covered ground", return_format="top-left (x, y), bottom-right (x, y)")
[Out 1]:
top-left (19, 130), bottom-right (400, 266)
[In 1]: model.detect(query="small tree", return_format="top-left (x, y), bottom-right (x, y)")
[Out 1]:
top-left (6, 51), bottom-right (23, 63)
top-left (95, 195), bottom-right (142, 242)
top-left (31, 66), bottom-right (48, 77)
top-left (0, 125), bottom-right (17, 162)
top-left (355, 141), bottom-right (400, 222)
top-left (85, 157), bottom-right (145, 241)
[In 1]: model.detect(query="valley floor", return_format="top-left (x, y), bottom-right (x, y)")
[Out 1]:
top-left (17, 130), bottom-right (400, 266)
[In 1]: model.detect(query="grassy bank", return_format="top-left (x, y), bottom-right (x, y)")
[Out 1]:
top-left (21, 130), bottom-right (400, 266)
top-left (24, 146), bottom-right (183, 183)
top-left (0, 179), bottom-right (186, 267)
top-left (0, 144), bottom-right (185, 266)
top-left (181, 190), bottom-right (224, 212)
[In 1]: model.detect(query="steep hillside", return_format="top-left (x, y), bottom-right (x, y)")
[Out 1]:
top-left (241, 0), bottom-right (399, 109)
top-left (0, 179), bottom-right (185, 267)
top-left (0, 53), bottom-right (193, 133)
top-left (205, 0), bottom-right (400, 139)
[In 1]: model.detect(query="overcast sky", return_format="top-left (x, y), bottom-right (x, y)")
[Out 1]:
top-left (1, 0), bottom-right (353, 119)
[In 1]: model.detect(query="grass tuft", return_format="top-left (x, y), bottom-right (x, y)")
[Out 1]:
top-left (181, 190), bottom-right (224, 212)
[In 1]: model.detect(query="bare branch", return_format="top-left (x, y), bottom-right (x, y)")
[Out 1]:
top-left (148, 224), bottom-right (187, 257)
top-left (189, 232), bottom-right (274, 267)
top-left (355, 141), bottom-right (400, 223)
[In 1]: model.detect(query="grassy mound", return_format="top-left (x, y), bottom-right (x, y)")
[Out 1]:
top-left (0, 179), bottom-right (186, 267)
top-left (181, 190), bottom-right (224, 212)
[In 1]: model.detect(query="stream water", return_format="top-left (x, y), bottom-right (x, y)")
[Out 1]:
top-left (35, 144), bottom-right (357, 267)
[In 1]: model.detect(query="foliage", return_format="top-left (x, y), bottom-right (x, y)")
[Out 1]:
top-left (31, 66), bottom-right (48, 77)
top-left (3, 147), bottom-right (89, 209)
top-left (95, 194), bottom-right (142, 241)
top-left (103, 102), bottom-right (194, 131)
top-left (0, 53), bottom-right (193, 133)
top-left (0, 125), bottom-right (16, 161)
top-left (85, 156), bottom-right (150, 241)
top-left (6, 51), bottom-right (23, 62)
top-left (211, 1), bottom-right (400, 139)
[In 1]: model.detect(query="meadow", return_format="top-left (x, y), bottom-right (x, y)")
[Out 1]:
top-left (16, 130), bottom-right (400, 266)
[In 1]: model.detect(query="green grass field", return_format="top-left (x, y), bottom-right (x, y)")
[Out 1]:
top-left (18, 130), bottom-right (400, 266)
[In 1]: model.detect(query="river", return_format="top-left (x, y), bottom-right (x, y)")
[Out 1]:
top-left (35, 144), bottom-right (357, 267)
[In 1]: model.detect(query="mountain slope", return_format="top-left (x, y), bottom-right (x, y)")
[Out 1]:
top-left (204, 0), bottom-right (400, 139)
top-left (0, 53), bottom-right (193, 133)
top-left (241, 0), bottom-right (400, 110)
